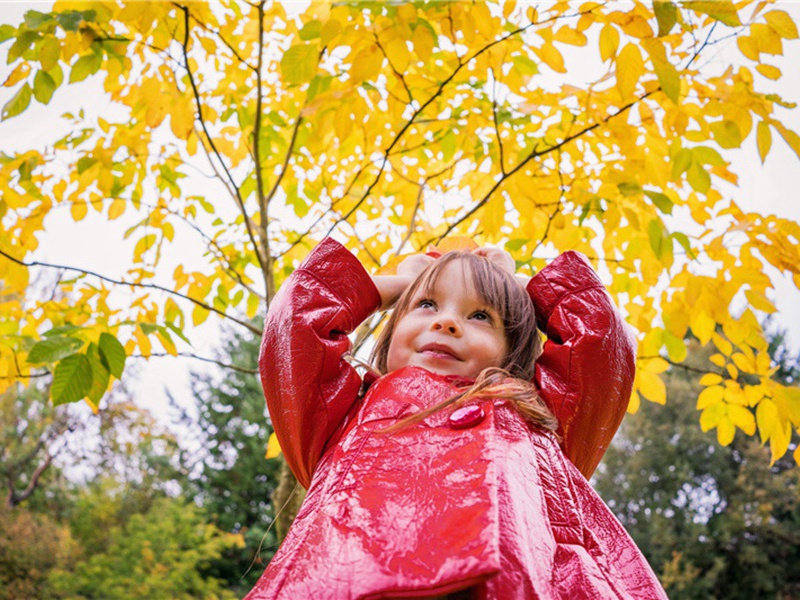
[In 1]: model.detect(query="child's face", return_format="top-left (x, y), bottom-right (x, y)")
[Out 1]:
top-left (386, 261), bottom-right (507, 379)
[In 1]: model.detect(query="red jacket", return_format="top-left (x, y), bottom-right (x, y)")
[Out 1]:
top-left (248, 238), bottom-right (666, 599)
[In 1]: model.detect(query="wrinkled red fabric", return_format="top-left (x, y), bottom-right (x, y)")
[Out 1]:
top-left (248, 238), bottom-right (666, 599)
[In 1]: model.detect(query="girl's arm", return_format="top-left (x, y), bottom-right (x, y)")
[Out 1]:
top-left (526, 251), bottom-right (636, 479)
top-left (259, 238), bottom-right (381, 488)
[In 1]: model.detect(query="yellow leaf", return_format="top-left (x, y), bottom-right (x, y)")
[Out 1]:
top-left (643, 357), bottom-right (669, 374)
top-left (700, 401), bottom-right (725, 432)
top-left (628, 388), bottom-right (640, 414)
top-left (769, 419), bottom-right (791, 464)
top-left (751, 22), bottom-right (783, 55)
top-left (709, 353), bottom-right (726, 367)
top-left (756, 397), bottom-right (779, 443)
top-left (756, 120), bottom-right (772, 163)
top-left (717, 417), bottom-right (735, 446)
top-left (385, 37), bottom-right (411, 72)
top-left (699, 373), bottom-right (723, 386)
top-left (764, 9), bottom-right (799, 40)
top-left (711, 333), bottom-right (732, 356)
top-left (412, 22), bottom-right (435, 62)
top-left (71, 198), bottom-right (88, 221)
top-left (536, 42), bottom-right (566, 73)
top-left (737, 35), bottom-right (759, 60)
top-left (725, 363), bottom-right (738, 380)
top-left (728, 404), bottom-right (755, 435)
top-left (697, 385), bottom-right (724, 410)
top-left (108, 198), bottom-right (126, 220)
top-left (350, 44), bottom-right (383, 84)
top-left (744, 289), bottom-right (776, 313)
top-left (638, 370), bottom-right (666, 404)
top-left (192, 304), bottom-right (210, 326)
top-left (690, 310), bottom-right (714, 345)
top-left (616, 43), bottom-right (644, 100)
top-left (756, 64), bottom-right (781, 80)
top-left (599, 25), bottom-right (619, 62)
top-left (265, 432), bottom-right (282, 459)
top-left (554, 26), bottom-right (587, 46)
top-left (2, 63), bottom-right (30, 88)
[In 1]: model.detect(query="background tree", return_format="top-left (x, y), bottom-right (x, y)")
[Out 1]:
top-left (594, 335), bottom-right (800, 599)
top-left (2, 1), bottom-right (800, 544)
top-left (186, 323), bottom-right (283, 594)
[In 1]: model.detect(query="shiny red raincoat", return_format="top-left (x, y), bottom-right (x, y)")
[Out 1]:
top-left (247, 238), bottom-right (667, 599)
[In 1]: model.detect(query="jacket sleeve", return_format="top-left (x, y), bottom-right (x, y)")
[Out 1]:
top-left (259, 238), bottom-right (381, 489)
top-left (526, 251), bottom-right (636, 480)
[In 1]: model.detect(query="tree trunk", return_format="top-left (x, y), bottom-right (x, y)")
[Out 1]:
top-left (271, 457), bottom-right (305, 543)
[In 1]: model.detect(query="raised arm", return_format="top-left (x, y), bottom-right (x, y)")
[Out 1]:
top-left (259, 238), bottom-right (381, 488)
top-left (527, 251), bottom-right (636, 479)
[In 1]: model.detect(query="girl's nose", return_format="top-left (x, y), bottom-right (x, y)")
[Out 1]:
top-left (432, 315), bottom-right (460, 336)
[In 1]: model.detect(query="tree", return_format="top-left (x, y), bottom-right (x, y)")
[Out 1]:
top-left (48, 496), bottom-right (240, 600)
top-left (594, 337), bottom-right (800, 599)
top-left (187, 323), bottom-right (284, 593)
top-left (1, 1), bottom-right (799, 525)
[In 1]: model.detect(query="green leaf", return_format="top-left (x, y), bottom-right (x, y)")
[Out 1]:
top-left (24, 10), bottom-right (54, 29)
top-left (654, 1), bottom-right (678, 37)
top-left (44, 324), bottom-right (82, 337)
top-left (299, 20), bottom-right (322, 41)
top-left (648, 218), bottom-right (669, 259)
top-left (0, 25), bottom-right (16, 44)
top-left (27, 336), bottom-right (84, 364)
top-left (7, 30), bottom-right (38, 62)
top-left (692, 146), bottom-right (725, 166)
top-left (671, 148), bottom-right (693, 179)
top-left (710, 119), bottom-right (742, 149)
top-left (687, 162), bottom-right (711, 193)
top-left (512, 54), bottom-right (539, 76)
top-left (672, 232), bottom-right (697, 259)
top-left (33, 70), bottom-right (56, 104)
top-left (617, 181), bottom-right (642, 196)
top-left (51, 354), bottom-right (93, 405)
top-left (165, 322), bottom-right (191, 345)
top-left (69, 51), bottom-right (102, 84)
top-left (280, 43), bottom-right (318, 85)
top-left (39, 36), bottom-right (61, 71)
top-left (654, 60), bottom-right (680, 104)
top-left (688, 1), bottom-right (741, 27)
top-left (644, 190), bottom-right (674, 214)
top-left (98, 332), bottom-right (126, 378)
top-left (86, 343), bottom-right (110, 404)
top-left (1, 82), bottom-right (32, 121)
top-left (56, 10), bottom-right (96, 32)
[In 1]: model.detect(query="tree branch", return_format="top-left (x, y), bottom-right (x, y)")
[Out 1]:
top-left (131, 351), bottom-right (258, 374)
top-left (176, 4), bottom-right (269, 285)
top-left (0, 249), bottom-right (261, 335)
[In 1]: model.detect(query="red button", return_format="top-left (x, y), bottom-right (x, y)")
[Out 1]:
top-left (448, 404), bottom-right (485, 429)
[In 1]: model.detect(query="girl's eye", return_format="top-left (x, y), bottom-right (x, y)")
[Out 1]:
top-left (471, 310), bottom-right (491, 322)
top-left (418, 299), bottom-right (436, 309)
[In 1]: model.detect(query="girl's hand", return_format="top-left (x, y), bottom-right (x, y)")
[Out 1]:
top-left (473, 247), bottom-right (531, 289)
top-left (372, 253), bottom-right (435, 310)
top-left (473, 247), bottom-right (515, 275)
top-left (396, 253), bottom-right (436, 280)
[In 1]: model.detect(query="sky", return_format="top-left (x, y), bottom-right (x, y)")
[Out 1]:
top-left (1, 1), bottom-right (799, 423)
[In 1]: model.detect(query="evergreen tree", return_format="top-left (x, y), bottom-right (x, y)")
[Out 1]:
top-left (189, 324), bottom-right (281, 593)
top-left (595, 339), bottom-right (800, 599)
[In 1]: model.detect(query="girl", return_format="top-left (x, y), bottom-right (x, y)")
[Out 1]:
top-left (247, 238), bottom-right (666, 599)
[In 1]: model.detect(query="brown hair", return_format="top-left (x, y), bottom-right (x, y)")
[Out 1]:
top-left (369, 251), bottom-right (557, 432)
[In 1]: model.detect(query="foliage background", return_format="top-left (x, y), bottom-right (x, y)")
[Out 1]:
top-left (2, 1), bottom-right (800, 597)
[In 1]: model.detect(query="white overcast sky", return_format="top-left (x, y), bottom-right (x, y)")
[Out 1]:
top-left (1, 1), bottom-right (799, 419)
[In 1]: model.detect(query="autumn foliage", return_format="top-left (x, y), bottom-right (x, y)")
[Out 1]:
top-left (1, 1), bottom-right (799, 465)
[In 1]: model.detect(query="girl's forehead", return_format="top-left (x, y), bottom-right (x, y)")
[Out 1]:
top-left (420, 261), bottom-right (481, 299)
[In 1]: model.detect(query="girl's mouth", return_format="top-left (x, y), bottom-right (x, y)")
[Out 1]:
top-left (418, 343), bottom-right (461, 361)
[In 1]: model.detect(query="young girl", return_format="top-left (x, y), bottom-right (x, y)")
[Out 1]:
top-left (247, 237), bottom-right (666, 599)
